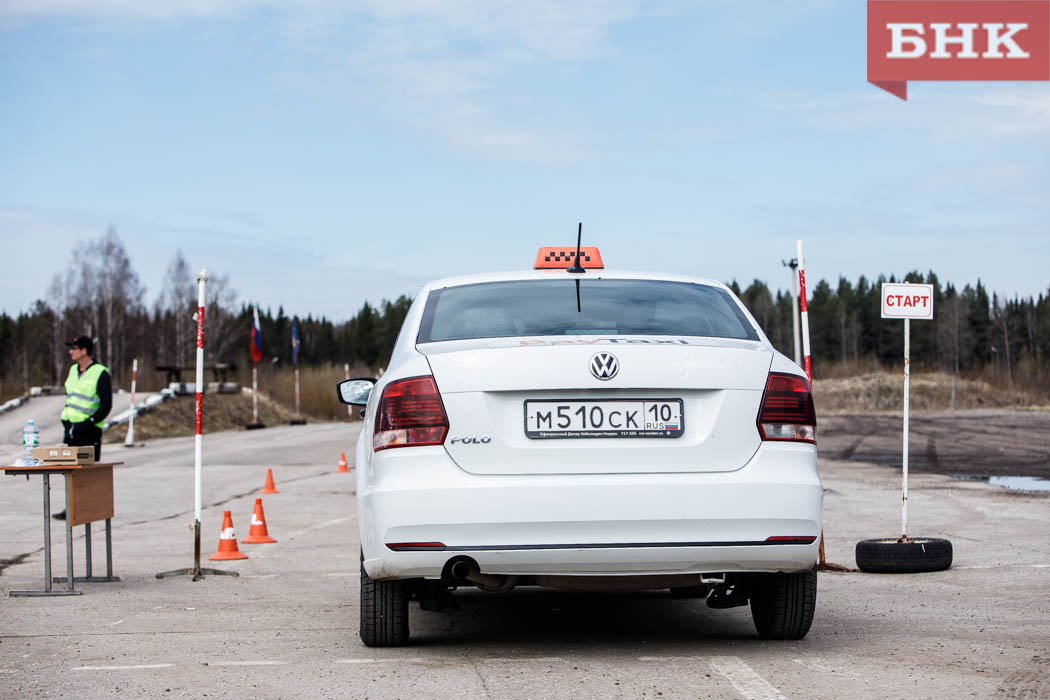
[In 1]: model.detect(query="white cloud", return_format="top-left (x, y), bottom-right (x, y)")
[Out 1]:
top-left (1, 0), bottom-right (645, 166)
top-left (0, 0), bottom-right (262, 21)
top-left (794, 86), bottom-right (1050, 142)
top-left (332, 1), bottom-right (644, 167)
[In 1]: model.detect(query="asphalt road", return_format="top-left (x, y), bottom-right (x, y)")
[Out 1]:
top-left (820, 410), bottom-right (1050, 479)
top-left (1, 402), bottom-right (1048, 699)
top-left (1, 394), bottom-right (67, 449)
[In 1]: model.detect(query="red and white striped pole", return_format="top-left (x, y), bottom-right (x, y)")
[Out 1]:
top-left (795, 241), bottom-right (842, 570)
top-left (156, 269), bottom-right (238, 580)
top-left (796, 240), bottom-right (812, 382)
top-left (194, 270), bottom-right (206, 529)
top-left (124, 358), bottom-right (138, 446)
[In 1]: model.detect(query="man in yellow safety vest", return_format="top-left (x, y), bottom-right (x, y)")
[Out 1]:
top-left (53, 335), bottom-right (112, 520)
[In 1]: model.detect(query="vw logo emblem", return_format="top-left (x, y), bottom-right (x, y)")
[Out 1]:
top-left (590, 352), bottom-right (619, 381)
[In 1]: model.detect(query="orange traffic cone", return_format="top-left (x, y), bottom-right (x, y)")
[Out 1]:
top-left (337, 452), bottom-right (349, 473)
top-left (209, 510), bottom-right (248, 561)
top-left (242, 498), bottom-right (277, 544)
top-left (261, 468), bottom-right (279, 494)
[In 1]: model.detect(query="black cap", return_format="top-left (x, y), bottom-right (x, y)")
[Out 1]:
top-left (65, 335), bottom-right (94, 355)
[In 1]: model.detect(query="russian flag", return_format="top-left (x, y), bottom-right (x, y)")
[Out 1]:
top-left (250, 307), bottom-right (263, 364)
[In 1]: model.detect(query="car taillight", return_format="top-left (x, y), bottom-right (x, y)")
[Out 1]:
top-left (757, 372), bottom-right (816, 444)
top-left (373, 375), bottom-right (449, 451)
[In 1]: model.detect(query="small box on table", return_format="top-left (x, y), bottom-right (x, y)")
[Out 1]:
top-left (29, 445), bottom-right (95, 465)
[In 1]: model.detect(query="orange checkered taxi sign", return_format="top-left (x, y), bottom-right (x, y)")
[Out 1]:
top-left (534, 246), bottom-right (604, 270)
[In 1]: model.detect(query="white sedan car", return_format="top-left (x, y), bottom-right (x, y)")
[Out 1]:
top-left (338, 245), bottom-right (821, 646)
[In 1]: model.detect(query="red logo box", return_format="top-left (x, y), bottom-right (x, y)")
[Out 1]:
top-left (868, 1), bottom-right (1050, 99)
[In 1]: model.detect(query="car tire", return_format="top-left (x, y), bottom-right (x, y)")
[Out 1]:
top-left (360, 557), bottom-right (409, 647)
top-left (749, 569), bottom-right (817, 640)
top-left (855, 538), bottom-right (952, 574)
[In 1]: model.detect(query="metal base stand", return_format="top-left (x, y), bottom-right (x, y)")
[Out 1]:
top-left (52, 519), bottom-right (121, 584)
top-left (156, 521), bottom-right (238, 581)
top-left (11, 473), bottom-right (81, 597)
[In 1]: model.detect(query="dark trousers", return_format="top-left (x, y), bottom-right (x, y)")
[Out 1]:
top-left (62, 420), bottom-right (102, 461)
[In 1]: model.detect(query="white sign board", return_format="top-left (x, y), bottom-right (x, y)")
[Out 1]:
top-left (881, 283), bottom-right (934, 320)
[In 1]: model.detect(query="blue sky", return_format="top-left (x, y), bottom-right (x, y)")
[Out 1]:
top-left (2, 0), bottom-right (1048, 321)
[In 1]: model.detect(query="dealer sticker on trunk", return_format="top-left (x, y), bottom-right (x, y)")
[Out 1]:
top-left (524, 399), bottom-right (684, 439)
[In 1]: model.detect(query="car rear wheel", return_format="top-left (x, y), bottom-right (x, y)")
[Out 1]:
top-left (749, 569), bottom-right (817, 640)
top-left (360, 556), bottom-right (409, 647)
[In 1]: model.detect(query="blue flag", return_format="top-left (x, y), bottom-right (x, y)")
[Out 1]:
top-left (291, 317), bottom-right (300, 366)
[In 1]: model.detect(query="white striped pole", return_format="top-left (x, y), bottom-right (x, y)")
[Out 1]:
top-left (344, 363), bottom-right (351, 419)
top-left (294, 367), bottom-right (301, 419)
top-left (790, 262), bottom-right (802, 367)
top-left (796, 240), bottom-right (812, 382)
top-left (156, 268), bottom-right (236, 581)
top-left (124, 358), bottom-right (137, 446)
top-left (252, 366), bottom-right (259, 424)
top-left (194, 270), bottom-right (206, 527)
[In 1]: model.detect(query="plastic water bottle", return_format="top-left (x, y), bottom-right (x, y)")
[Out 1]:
top-left (22, 418), bottom-right (40, 466)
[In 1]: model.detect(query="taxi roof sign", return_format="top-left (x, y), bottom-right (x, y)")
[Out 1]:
top-left (534, 246), bottom-right (604, 270)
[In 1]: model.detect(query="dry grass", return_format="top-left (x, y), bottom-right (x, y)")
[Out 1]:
top-left (814, 371), bottom-right (1047, 413)
top-left (266, 363), bottom-right (375, 422)
top-left (104, 362), bottom-right (373, 442)
top-left (105, 392), bottom-right (313, 443)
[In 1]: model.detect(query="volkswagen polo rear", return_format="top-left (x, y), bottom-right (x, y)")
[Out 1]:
top-left (347, 247), bottom-right (822, 645)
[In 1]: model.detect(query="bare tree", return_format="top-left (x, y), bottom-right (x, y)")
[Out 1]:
top-left (204, 272), bottom-right (239, 365)
top-left (55, 227), bottom-right (145, 384)
top-left (46, 269), bottom-right (76, 382)
top-left (158, 250), bottom-right (195, 367)
top-left (92, 228), bottom-right (145, 380)
top-left (157, 256), bottom-right (240, 368)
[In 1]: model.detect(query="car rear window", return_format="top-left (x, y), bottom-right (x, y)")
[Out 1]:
top-left (417, 279), bottom-right (760, 343)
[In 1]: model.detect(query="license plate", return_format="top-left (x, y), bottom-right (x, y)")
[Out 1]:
top-left (524, 399), bottom-right (684, 439)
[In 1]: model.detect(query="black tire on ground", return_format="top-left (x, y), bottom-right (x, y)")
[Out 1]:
top-left (360, 558), bottom-right (410, 647)
top-left (855, 538), bottom-right (953, 574)
top-left (749, 569), bottom-right (817, 640)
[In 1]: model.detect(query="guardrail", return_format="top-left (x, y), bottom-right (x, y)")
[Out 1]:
top-left (102, 382), bottom-right (241, 431)
top-left (0, 394), bottom-right (30, 415)
top-left (103, 388), bottom-right (178, 431)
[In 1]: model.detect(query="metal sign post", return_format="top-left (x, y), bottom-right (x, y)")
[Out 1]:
top-left (294, 368), bottom-right (301, 418)
top-left (880, 282), bottom-right (934, 540)
top-left (157, 269), bottom-right (238, 581)
top-left (124, 358), bottom-right (137, 446)
top-left (903, 316), bottom-right (911, 537)
top-left (856, 283), bottom-right (950, 574)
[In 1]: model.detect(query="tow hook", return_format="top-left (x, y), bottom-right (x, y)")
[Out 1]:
top-left (706, 577), bottom-right (749, 609)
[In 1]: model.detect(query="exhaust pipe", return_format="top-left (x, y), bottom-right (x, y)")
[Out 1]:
top-left (448, 558), bottom-right (517, 593)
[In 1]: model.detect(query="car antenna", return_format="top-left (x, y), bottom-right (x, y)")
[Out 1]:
top-left (565, 222), bottom-right (585, 312)
top-left (566, 222), bottom-right (586, 274)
